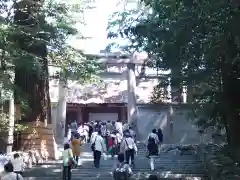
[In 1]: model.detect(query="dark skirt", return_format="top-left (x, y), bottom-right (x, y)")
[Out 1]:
top-left (147, 143), bottom-right (158, 156)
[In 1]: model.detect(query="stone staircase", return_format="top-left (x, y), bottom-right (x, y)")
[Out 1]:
top-left (23, 143), bottom-right (205, 180)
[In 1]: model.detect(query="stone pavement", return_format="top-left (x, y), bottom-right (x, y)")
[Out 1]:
top-left (23, 143), bottom-right (206, 180)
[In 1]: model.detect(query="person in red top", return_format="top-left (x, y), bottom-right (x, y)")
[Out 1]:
top-left (107, 135), bottom-right (113, 153)
top-left (108, 134), bottom-right (118, 157)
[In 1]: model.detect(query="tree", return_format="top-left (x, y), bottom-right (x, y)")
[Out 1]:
top-left (0, 0), bottom-right (99, 123)
top-left (0, 0), bottom-right (99, 152)
top-left (107, 0), bottom-right (240, 162)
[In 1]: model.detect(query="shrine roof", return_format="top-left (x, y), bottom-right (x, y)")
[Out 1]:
top-left (55, 78), bottom-right (159, 104)
top-left (49, 77), bottom-right (181, 104)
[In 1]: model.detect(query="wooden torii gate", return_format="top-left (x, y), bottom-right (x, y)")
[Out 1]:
top-left (95, 52), bottom-right (147, 122)
top-left (89, 52), bottom-right (148, 136)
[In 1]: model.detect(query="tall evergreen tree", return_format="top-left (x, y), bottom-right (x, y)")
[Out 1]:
top-left (13, 0), bottom-right (50, 124)
top-left (0, 0), bottom-right (99, 152)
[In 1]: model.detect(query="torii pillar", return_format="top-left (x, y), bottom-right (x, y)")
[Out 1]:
top-left (96, 52), bottom-right (148, 139)
top-left (127, 63), bottom-right (138, 126)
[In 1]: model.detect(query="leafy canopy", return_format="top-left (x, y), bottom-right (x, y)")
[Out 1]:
top-left (0, 0), bottom-right (99, 131)
top-left (107, 0), bottom-right (240, 157)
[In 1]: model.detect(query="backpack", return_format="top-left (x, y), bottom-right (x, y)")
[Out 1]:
top-left (113, 163), bottom-right (128, 180)
top-left (148, 136), bottom-right (156, 145)
top-left (147, 136), bottom-right (158, 155)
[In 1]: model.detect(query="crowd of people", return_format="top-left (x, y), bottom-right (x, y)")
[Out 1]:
top-left (0, 119), bottom-right (163, 180)
top-left (63, 119), bottom-right (163, 180)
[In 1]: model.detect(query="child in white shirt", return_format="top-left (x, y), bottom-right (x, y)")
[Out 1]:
top-left (11, 153), bottom-right (24, 176)
top-left (1, 162), bottom-right (24, 180)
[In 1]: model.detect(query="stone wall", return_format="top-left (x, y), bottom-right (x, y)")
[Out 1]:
top-left (51, 103), bottom-right (213, 145)
top-left (19, 121), bottom-right (57, 159)
top-left (138, 105), bottom-right (213, 144)
top-left (138, 106), bottom-right (170, 142)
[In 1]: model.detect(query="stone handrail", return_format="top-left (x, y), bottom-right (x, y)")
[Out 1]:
top-left (196, 143), bottom-right (240, 180)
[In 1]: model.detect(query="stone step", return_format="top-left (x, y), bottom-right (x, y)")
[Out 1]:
top-left (24, 176), bottom-right (201, 180)
top-left (23, 143), bottom-right (204, 180)
top-left (24, 170), bottom-right (204, 180)
top-left (24, 174), bottom-right (203, 180)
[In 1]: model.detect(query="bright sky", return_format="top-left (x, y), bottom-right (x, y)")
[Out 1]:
top-left (70, 0), bottom-right (120, 53)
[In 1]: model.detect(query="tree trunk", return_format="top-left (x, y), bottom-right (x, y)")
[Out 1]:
top-left (222, 73), bottom-right (240, 162)
top-left (14, 0), bottom-right (51, 125)
top-left (220, 38), bottom-right (240, 162)
top-left (12, 0), bottom-right (56, 159)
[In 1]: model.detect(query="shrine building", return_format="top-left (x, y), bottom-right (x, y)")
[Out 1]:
top-left (48, 52), bottom-right (173, 133)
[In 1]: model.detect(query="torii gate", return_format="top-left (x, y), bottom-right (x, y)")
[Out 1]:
top-left (92, 52), bottom-right (148, 127)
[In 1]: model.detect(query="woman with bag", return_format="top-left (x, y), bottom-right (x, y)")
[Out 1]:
top-left (121, 131), bottom-right (137, 167)
top-left (91, 130), bottom-right (106, 168)
top-left (71, 133), bottom-right (83, 164)
top-left (62, 144), bottom-right (77, 180)
top-left (147, 129), bottom-right (159, 171)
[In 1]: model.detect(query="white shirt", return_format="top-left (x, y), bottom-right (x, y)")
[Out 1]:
top-left (121, 137), bottom-right (137, 152)
top-left (63, 137), bottom-right (69, 145)
top-left (115, 122), bottom-right (123, 135)
top-left (84, 125), bottom-right (89, 133)
top-left (78, 126), bottom-right (85, 136)
top-left (90, 132), bottom-right (98, 143)
top-left (67, 129), bottom-right (71, 140)
top-left (122, 123), bottom-right (129, 132)
top-left (1, 172), bottom-right (24, 180)
top-left (62, 149), bottom-right (74, 166)
top-left (0, 156), bottom-right (8, 173)
top-left (91, 135), bottom-right (106, 152)
top-left (101, 125), bottom-right (107, 136)
top-left (11, 157), bottom-right (24, 172)
top-left (116, 133), bottom-right (122, 143)
top-left (147, 133), bottom-right (159, 144)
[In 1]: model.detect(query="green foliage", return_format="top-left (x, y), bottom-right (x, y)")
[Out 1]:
top-left (0, 0), bottom-right (99, 131)
top-left (0, 112), bottom-right (9, 133)
top-left (45, 0), bottom-right (100, 82)
top-left (107, 0), bottom-right (240, 160)
top-left (0, 0), bottom-right (99, 92)
top-left (0, 109), bottom-right (27, 132)
top-left (150, 83), bottom-right (168, 104)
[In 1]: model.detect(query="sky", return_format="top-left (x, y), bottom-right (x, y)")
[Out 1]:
top-left (1, 0), bottom-right (122, 54)
top-left (69, 0), bottom-right (120, 53)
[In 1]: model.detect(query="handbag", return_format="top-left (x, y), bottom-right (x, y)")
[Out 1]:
top-left (91, 136), bottom-right (97, 151)
top-left (68, 149), bottom-right (74, 166)
top-left (125, 139), bottom-right (133, 151)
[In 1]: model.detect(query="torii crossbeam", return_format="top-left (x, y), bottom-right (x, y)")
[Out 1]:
top-left (86, 52), bottom-right (148, 137)
top-left (86, 52), bottom-right (149, 65)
